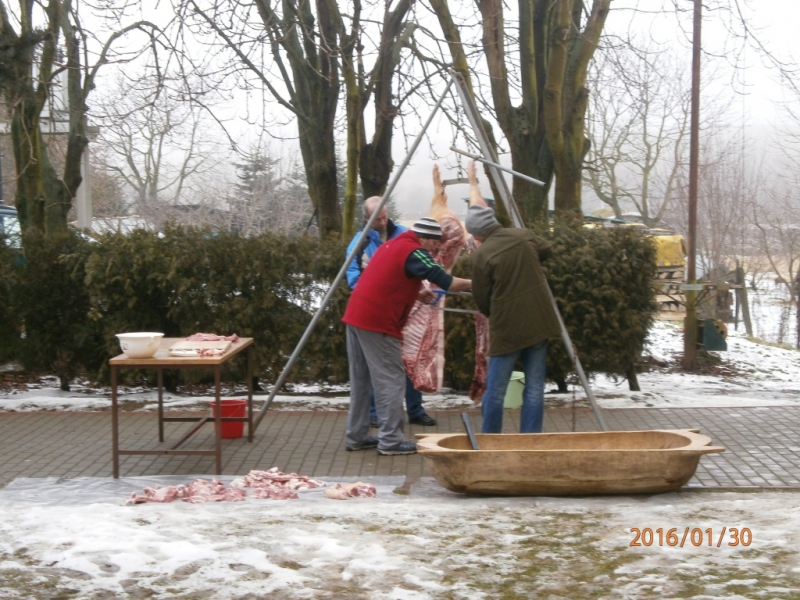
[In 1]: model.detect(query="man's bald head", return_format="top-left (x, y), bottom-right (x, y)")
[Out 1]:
top-left (363, 196), bottom-right (382, 218)
top-left (362, 196), bottom-right (388, 235)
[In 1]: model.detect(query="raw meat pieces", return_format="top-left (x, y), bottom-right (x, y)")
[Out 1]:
top-left (469, 313), bottom-right (490, 402)
top-left (125, 468), bottom-right (373, 504)
top-left (231, 467), bottom-right (325, 500)
top-left (126, 478), bottom-right (246, 505)
top-left (402, 298), bottom-right (445, 393)
top-left (324, 482), bottom-right (377, 500)
top-left (186, 333), bottom-right (240, 342)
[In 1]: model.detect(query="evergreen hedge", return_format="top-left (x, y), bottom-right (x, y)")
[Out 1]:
top-left (1, 224), bottom-right (655, 392)
top-left (81, 225), bottom-right (349, 385)
top-left (14, 231), bottom-right (104, 389)
top-left (0, 235), bottom-right (21, 363)
top-left (544, 225), bottom-right (657, 390)
top-left (443, 225), bottom-right (657, 391)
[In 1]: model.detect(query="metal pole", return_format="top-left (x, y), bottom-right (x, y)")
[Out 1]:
top-left (254, 75), bottom-right (456, 431)
top-left (453, 72), bottom-right (607, 431)
top-left (450, 71), bottom-right (526, 228)
top-left (682, 0), bottom-right (702, 371)
top-left (544, 284), bottom-right (608, 431)
top-left (450, 146), bottom-right (545, 187)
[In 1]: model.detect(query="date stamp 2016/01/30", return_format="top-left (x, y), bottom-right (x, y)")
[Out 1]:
top-left (630, 527), bottom-right (752, 547)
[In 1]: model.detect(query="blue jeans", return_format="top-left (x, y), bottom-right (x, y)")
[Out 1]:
top-left (370, 376), bottom-right (425, 421)
top-left (481, 340), bottom-right (548, 434)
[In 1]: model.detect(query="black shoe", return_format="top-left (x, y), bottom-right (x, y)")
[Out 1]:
top-left (370, 417), bottom-right (379, 428)
top-left (409, 413), bottom-right (437, 426)
top-left (346, 437), bottom-right (379, 452)
top-left (377, 441), bottom-right (417, 456)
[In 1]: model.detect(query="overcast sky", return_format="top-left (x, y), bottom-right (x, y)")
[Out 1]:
top-left (389, 1), bottom-right (800, 220)
top-left (50, 0), bottom-right (800, 222)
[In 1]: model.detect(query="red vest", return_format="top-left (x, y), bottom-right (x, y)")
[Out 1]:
top-left (342, 231), bottom-right (423, 339)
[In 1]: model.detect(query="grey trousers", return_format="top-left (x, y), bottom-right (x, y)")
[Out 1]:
top-left (345, 325), bottom-right (406, 450)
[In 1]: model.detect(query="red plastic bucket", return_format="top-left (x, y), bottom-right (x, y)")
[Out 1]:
top-left (212, 399), bottom-right (247, 438)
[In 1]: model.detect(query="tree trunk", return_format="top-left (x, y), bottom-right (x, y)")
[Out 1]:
top-left (431, 0), bottom-right (553, 225)
top-left (625, 363), bottom-right (640, 392)
top-left (552, 160), bottom-right (585, 224)
top-left (3, 0), bottom-right (59, 237)
top-left (2, 0), bottom-right (101, 240)
top-left (543, 0), bottom-right (610, 224)
top-left (56, 26), bottom-right (89, 227)
top-left (340, 1), bottom-right (362, 240)
top-left (342, 74), bottom-right (361, 240)
top-left (478, 0), bottom-right (554, 225)
top-left (298, 123), bottom-right (340, 238)
top-left (358, 1), bottom-right (414, 201)
top-left (437, 1), bottom-right (613, 226)
top-left (507, 120), bottom-right (553, 224)
top-left (240, 0), bottom-right (343, 238)
top-left (10, 107), bottom-right (48, 235)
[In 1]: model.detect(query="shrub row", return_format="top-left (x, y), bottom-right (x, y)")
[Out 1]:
top-left (1, 224), bottom-right (656, 392)
top-left (0, 236), bottom-right (21, 364)
top-left (444, 225), bottom-right (657, 391)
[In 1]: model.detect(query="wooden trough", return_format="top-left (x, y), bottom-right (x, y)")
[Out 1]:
top-left (416, 429), bottom-right (724, 496)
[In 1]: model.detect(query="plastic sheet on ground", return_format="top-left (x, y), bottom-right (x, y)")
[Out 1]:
top-left (0, 475), bottom-right (474, 507)
top-left (0, 475), bottom-right (721, 511)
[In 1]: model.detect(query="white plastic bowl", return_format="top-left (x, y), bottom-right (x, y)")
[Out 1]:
top-left (116, 332), bottom-right (164, 358)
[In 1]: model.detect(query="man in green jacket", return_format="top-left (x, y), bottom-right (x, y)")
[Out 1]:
top-left (465, 205), bottom-right (561, 433)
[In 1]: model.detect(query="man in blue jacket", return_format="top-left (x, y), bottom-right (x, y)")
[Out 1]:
top-left (346, 196), bottom-right (437, 427)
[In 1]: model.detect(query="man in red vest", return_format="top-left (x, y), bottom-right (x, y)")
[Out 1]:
top-left (342, 217), bottom-right (472, 455)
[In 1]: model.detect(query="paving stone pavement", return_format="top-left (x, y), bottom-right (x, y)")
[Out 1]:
top-left (1, 405), bottom-right (799, 490)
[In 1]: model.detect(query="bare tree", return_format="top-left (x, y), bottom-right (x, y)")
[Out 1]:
top-left (696, 146), bottom-right (757, 278)
top-left (666, 128), bottom-right (761, 280)
top-left (0, 0), bottom-right (158, 239)
top-left (585, 40), bottom-right (691, 225)
top-left (340, 0), bottom-right (416, 238)
top-left (426, 0), bottom-right (610, 225)
top-left (81, 145), bottom-right (127, 218)
top-left (765, 87), bottom-right (800, 346)
top-left (751, 188), bottom-right (800, 299)
top-left (174, 0), bottom-right (415, 239)
top-left (92, 71), bottom-right (222, 222)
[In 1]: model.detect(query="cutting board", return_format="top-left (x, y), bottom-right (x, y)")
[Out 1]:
top-left (169, 340), bottom-right (232, 353)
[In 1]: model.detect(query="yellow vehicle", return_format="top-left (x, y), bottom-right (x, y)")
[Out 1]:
top-left (652, 233), bottom-right (686, 277)
top-left (649, 231), bottom-right (687, 316)
top-left (586, 212), bottom-right (732, 348)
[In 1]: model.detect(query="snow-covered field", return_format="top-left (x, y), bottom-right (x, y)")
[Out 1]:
top-left (1, 478), bottom-right (799, 598)
top-left (0, 282), bottom-right (798, 598)
top-left (746, 279), bottom-right (798, 347)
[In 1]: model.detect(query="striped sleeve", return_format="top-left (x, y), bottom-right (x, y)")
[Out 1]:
top-left (405, 249), bottom-right (454, 290)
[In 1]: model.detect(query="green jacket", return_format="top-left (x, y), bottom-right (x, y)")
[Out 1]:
top-left (471, 225), bottom-right (561, 356)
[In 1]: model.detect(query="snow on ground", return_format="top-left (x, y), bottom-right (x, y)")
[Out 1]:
top-left (3, 319), bottom-right (798, 413)
top-left (578, 320), bottom-right (800, 410)
top-left (0, 477), bottom-right (799, 598)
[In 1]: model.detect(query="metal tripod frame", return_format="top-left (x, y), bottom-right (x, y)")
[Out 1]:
top-left (255, 70), bottom-right (608, 432)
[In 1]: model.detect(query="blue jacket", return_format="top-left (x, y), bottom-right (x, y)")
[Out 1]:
top-left (345, 219), bottom-right (407, 289)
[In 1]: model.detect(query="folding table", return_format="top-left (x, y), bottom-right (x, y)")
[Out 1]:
top-left (110, 337), bottom-right (254, 477)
